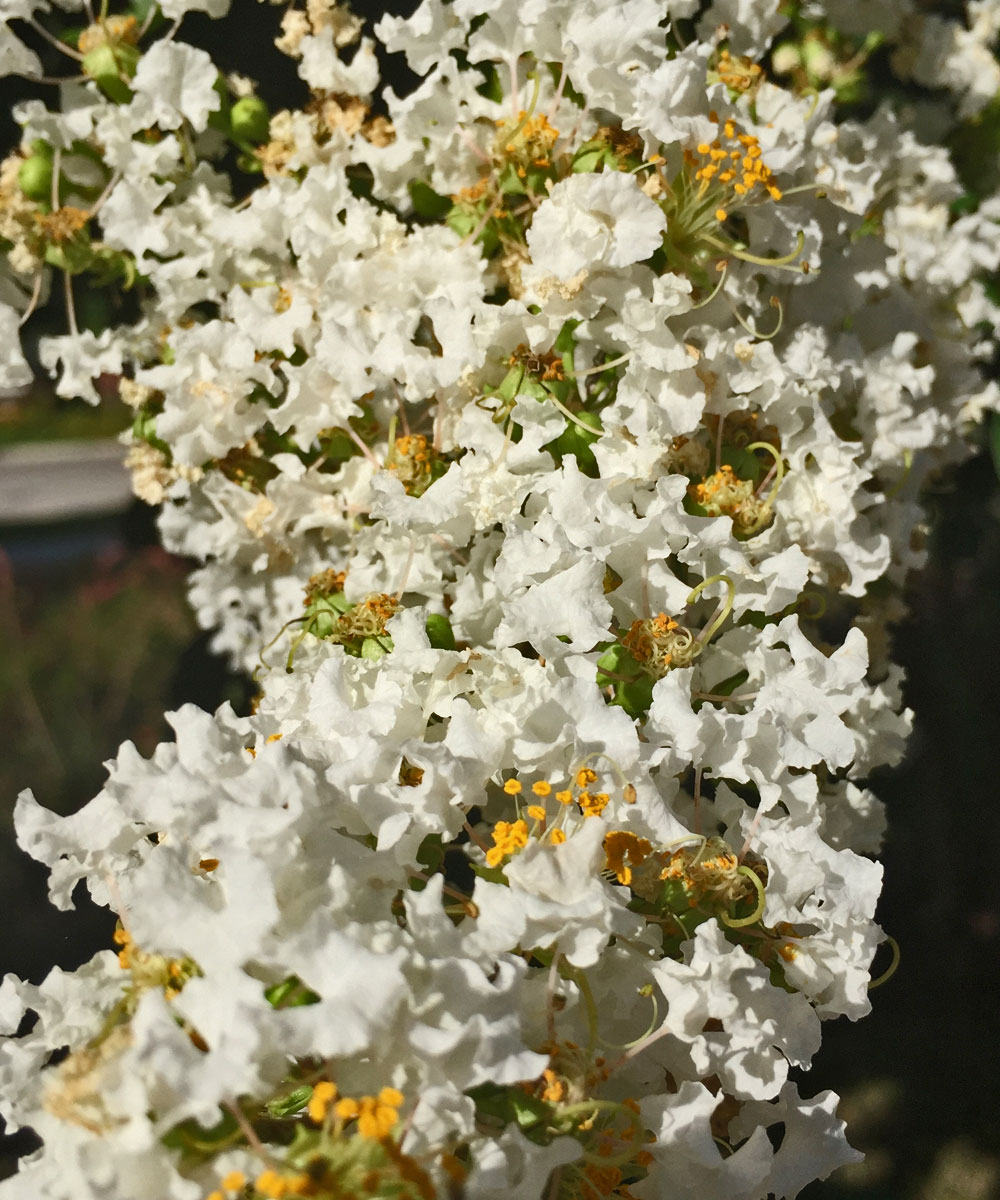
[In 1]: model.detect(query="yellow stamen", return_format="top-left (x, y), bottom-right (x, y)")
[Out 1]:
top-left (486, 819), bottom-right (529, 866)
top-left (307, 1080), bottom-right (338, 1123)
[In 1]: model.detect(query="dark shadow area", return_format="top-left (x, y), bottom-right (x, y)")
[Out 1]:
top-left (0, 498), bottom-right (251, 1180)
top-left (803, 450), bottom-right (1000, 1200)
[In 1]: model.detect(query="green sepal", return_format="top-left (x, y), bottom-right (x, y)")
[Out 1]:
top-left (468, 1083), bottom-right (552, 1137)
top-left (991, 411), bottom-right (1000, 480)
top-left (595, 641), bottom-right (640, 686)
top-left (596, 643), bottom-right (654, 719)
top-left (571, 144), bottom-right (607, 174)
top-left (318, 427), bottom-right (360, 463)
top-left (89, 244), bottom-right (140, 288)
top-left (472, 862), bottom-right (508, 885)
top-left (132, 412), bottom-right (170, 457)
top-left (359, 635), bottom-right (393, 661)
top-left (44, 238), bottom-right (93, 276)
top-left (683, 492), bottom-right (709, 518)
top-left (82, 42), bottom-right (140, 104)
top-left (162, 1108), bottom-right (240, 1157)
top-left (446, 201), bottom-right (501, 258)
top-left (571, 137), bottom-right (615, 174)
top-left (304, 594), bottom-right (346, 639)
top-left (235, 151), bottom-right (264, 174)
top-left (425, 613), bottom-right (456, 650)
top-left (496, 161), bottom-right (527, 196)
top-left (543, 410), bottom-right (602, 476)
top-left (264, 975), bottom-right (321, 1008)
top-left (656, 876), bottom-right (697, 916)
top-left (613, 676), bottom-right (655, 719)
top-left (266, 1085), bottom-right (313, 1118)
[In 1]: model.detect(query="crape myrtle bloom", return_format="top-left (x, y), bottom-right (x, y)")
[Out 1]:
top-left (0, 0), bottom-right (989, 1195)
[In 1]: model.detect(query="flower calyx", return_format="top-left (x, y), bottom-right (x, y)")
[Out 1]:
top-left (603, 832), bottom-right (768, 946)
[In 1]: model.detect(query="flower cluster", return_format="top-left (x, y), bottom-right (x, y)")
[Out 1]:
top-left (2, 0), bottom-right (998, 1197)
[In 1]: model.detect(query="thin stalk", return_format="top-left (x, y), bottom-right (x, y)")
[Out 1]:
top-left (29, 16), bottom-right (85, 60)
top-left (18, 270), bottom-right (45, 329)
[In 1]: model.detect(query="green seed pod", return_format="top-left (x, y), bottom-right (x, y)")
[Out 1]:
top-left (18, 154), bottom-right (54, 203)
top-left (230, 95), bottom-right (271, 144)
top-left (82, 42), bottom-right (140, 104)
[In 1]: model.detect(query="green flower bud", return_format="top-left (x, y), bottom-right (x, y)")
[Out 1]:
top-left (82, 42), bottom-right (140, 104)
top-left (425, 613), bottom-right (456, 651)
top-left (230, 95), bottom-right (271, 144)
top-left (18, 154), bottom-right (54, 203)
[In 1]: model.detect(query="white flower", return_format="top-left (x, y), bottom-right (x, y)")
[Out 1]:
top-left (0, 302), bottom-right (31, 388)
top-left (526, 172), bottom-right (667, 279)
top-left (651, 921), bottom-right (822, 1100)
top-left (130, 42), bottom-right (221, 132)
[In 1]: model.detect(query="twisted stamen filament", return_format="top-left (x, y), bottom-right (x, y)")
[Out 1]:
top-left (687, 574), bottom-right (735, 646)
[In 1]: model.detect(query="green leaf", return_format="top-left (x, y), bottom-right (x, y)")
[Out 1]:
top-left (318, 428), bottom-right (359, 462)
top-left (571, 145), bottom-right (607, 173)
top-left (992, 411), bottom-right (1000, 480)
top-left (467, 1083), bottom-right (550, 1133)
top-left (409, 179), bottom-right (452, 220)
top-left (416, 833), bottom-right (445, 874)
top-left (707, 669), bottom-right (749, 698)
top-left (475, 63), bottom-right (504, 103)
top-left (716, 441), bottom-right (767, 483)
